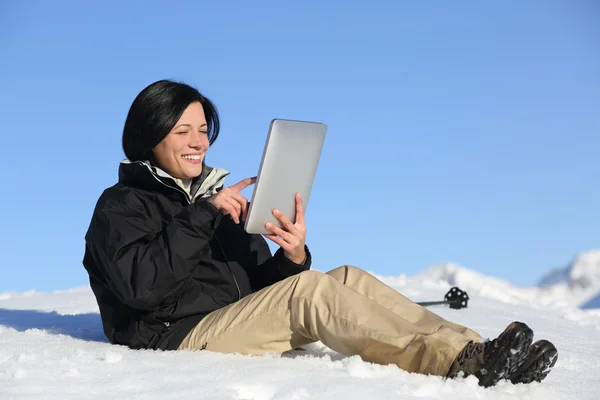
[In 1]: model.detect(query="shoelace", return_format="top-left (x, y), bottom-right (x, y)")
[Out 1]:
top-left (458, 340), bottom-right (490, 366)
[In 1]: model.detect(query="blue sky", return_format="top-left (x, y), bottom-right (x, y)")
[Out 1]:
top-left (0, 1), bottom-right (598, 292)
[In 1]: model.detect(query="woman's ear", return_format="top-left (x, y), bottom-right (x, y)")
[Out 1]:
top-left (147, 151), bottom-right (158, 166)
top-left (150, 150), bottom-right (155, 159)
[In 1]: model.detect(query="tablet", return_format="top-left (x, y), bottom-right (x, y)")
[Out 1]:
top-left (244, 118), bottom-right (327, 235)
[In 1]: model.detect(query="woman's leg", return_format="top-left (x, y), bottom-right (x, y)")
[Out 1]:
top-left (324, 266), bottom-right (536, 387)
top-left (178, 269), bottom-right (473, 377)
top-left (325, 265), bottom-right (482, 342)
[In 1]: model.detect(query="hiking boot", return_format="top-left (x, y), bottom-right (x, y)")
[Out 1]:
top-left (446, 321), bottom-right (534, 388)
top-left (508, 339), bottom-right (558, 384)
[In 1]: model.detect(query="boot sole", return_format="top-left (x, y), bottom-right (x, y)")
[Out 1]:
top-left (509, 340), bottom-right (558, 384)
top-left (477, 322), bottom-right (534, 388)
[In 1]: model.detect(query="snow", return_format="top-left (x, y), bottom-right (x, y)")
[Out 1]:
top-left (2, 269), bottom-right (600, 399)
top-left (407, 249), bottom-right (600, 313)
top-left (536, 249), bottom-right (600, 308)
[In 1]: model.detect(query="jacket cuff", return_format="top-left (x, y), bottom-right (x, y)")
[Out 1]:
top-left (275, 245), bottom-right (312, 275)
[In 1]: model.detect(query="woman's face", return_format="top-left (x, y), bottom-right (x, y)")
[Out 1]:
top-left (152, 101), bottom-right (210, 179)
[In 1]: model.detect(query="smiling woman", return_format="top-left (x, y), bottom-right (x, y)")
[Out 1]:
top-left (82, 79), bottom-right (558, 389)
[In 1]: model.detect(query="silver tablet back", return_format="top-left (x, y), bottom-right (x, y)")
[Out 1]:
top-left (244, 119), bottom-right (327, 235)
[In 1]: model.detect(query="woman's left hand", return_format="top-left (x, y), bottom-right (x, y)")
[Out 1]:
top-left (264, 192), bottom-right (307, 264)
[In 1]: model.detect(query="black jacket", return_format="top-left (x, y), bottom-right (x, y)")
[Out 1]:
top-left (82, 160), bottom-right (311, 351)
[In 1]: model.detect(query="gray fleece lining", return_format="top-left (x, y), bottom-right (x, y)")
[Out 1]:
top-left (120, 159), bottom-right (230, 202)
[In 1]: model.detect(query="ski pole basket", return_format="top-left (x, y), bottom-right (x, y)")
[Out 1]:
top-left (416, 287), bottom-right (469, 310)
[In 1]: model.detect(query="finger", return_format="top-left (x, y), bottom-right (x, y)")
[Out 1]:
top-left (230, 176), bottom-right (257, 192)
top-left (223, 197), bottom-right (241, 223)
top-left (272, 208), bottom-right (300, 236)
top-left (220, 200), bottom-right (235, 220)
top-left (240, 198), bottom-right (248, 222)
top-left (229, 191), bottom-right (249, 221)
top-left (230, 197), bottom-right (243, 223)
top-left (224, 190), bottom-right (248, 221)
top-left (295, 192), bottom-right (305, 226)
top-left (265, 221), bottom-right (296, 243)
top-left (263, 233), bottom-right (289, 250)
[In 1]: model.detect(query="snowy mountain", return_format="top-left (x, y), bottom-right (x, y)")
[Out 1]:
top-left (2, 271), bottom-right (600, 399)
top-left (537, 249), bottom-right (600, 299)
top-left (409, 262), bottom-right (534, 306)
top-left (581, 293), bottom-right (600, 310)
top-left (400, 249), bottom-right (600, 311)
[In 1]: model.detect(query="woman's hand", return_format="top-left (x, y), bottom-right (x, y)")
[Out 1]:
top-left (206, 177), bottom-right (256, 224)
top-left (264, 192), bottom-right (307, 264)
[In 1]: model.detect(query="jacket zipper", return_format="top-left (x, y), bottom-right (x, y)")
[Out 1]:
top-left (215, 235), bottom-right (242, 301)
top-left (149, 173), bottom-right (192, 204)
top-left (144, 163), bottom-right (241, 301)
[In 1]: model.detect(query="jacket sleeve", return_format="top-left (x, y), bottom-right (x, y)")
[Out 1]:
top-left (246, 234), bottom-right (312, 291)
top-left (85, 189), bottom-right (222, 311)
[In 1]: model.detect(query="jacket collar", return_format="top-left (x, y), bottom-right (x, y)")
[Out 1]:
top-left (118, 159), bottom-right (230, 203)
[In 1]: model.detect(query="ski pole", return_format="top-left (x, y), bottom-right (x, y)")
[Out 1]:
top-left (416, 287), bottom-right (469, 310)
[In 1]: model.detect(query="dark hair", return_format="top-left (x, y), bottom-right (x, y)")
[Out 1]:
top-left (122, 79), bottom-right (220, 161)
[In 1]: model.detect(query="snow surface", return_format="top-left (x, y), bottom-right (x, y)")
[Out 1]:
top-left (1, 269), bottom-right (599, 399)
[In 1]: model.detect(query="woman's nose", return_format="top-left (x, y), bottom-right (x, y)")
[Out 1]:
top-left (189, 131), bottom-right (206, 148)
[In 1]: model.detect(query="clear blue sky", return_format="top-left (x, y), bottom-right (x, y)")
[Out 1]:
top-left (0, 1), bottom-right (598, 292)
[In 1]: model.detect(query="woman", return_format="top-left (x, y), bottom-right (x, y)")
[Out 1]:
top-left (83, 79), bottom-right (557, 387)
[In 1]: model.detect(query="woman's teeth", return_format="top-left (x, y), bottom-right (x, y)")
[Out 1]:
top-left (182, 155), bottom-right (201, 160)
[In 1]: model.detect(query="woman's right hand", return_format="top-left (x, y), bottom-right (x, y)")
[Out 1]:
top-left (206, 177), bottom-right (256, 224)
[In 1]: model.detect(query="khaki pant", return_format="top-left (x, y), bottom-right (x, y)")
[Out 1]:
top-left (178, 265), bottom-right (482, 376)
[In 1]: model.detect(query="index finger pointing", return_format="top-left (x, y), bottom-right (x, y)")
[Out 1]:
top-left (230, 176), bottom-right (257, 192)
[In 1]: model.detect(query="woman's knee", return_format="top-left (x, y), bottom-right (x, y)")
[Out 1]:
top-left (296, 269), bottom-right (326, 285)
top-left (293, 270), bottom-right (339, 297)
top-left (326, 265), bottom-right (365, 281)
